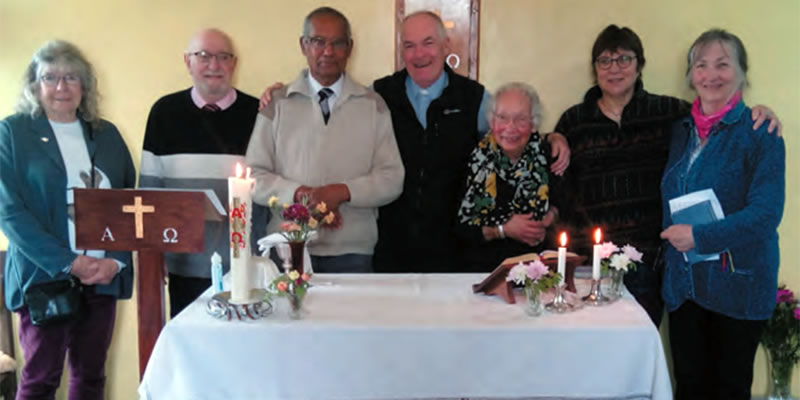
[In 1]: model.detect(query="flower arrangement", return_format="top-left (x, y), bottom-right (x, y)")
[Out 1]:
top-left (267, 195), bottom-right (338, 242)
top-left (760, 285), bottom-right (800, 397)
top-left (270, 270), bottom-right (313, 318)
top-left (598, 242), bottom-right (643, 275)
top-left (506, 259), bottom-right (561, 294)
top-left (271, 270), bottom-right (312, 299)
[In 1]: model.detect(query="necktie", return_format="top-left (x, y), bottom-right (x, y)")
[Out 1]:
top-left (202, 103), bottom-right (221, 112)
top-left (318, 88), bottom-right (334, 124)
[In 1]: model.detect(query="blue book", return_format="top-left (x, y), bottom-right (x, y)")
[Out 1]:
top-left (671, 200), bottom-right (719, 264)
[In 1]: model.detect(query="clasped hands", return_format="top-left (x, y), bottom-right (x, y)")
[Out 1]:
top-left (504, 209), bottom-right (557, 247)
top-left (70, 255), bottom-right (119, 285)
top-left (294, 183), bottom-right (350, 213)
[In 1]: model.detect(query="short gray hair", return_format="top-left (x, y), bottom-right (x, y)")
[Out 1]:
top-left (486, 82), bottom-right (543, 128)
top-left (403, 11), bottom-right (447, 41)
top-left (686, 28), bottom-right (748, 91)
top-left (17, 40), bottom-right (101, 125)
top-left (302, 7), bottom-right (352, 40)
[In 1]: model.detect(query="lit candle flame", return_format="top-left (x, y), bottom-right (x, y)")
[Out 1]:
top-left (559, 232), bottom-right (568, 247)
top-left (245, 167), bottom-right (251, 180)
top-left (235, 162), bottom-right (243, 178)
top-left (594, 227), bottom-right (602, 244)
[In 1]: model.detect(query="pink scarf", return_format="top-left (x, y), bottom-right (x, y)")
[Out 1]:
top-left (690, 91), bottom-right (742, 141)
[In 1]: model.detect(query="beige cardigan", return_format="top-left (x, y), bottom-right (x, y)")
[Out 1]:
top-left (246, 70), bottom-right (404, 256)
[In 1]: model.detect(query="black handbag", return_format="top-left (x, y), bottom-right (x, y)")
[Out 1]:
top-left (23, 277), bottom-right (85, 326)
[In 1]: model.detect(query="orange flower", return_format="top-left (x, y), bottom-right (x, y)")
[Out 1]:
top-left (301, 273), bottom-right (310, 281)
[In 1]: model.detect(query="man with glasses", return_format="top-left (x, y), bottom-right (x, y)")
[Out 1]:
top-left (139, 28), bottom-right (261, 317)
top-left (246, 7), bottom-right (404, 273)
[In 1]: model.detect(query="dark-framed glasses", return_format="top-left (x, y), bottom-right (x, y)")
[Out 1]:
top-left (190, 50), bottom-right (235, 64)
top-left (595, 55), bottom-right (637, 69)
top-left (40, 73), bottom-right (80, 87)
top-left (304, 36), bottom-right (350, 51)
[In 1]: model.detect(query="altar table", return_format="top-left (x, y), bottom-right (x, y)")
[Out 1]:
top-left (138, 274), bottom-right (672, 400)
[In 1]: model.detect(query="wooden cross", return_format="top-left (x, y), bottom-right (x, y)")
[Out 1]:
top-left (74, 189), bottom-right (214, 378)
top-left (122, 196), bottom-right (155, 239)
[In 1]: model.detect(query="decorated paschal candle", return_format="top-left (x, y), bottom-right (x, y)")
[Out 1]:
top-left (228, 163), bottom-right (254, 304)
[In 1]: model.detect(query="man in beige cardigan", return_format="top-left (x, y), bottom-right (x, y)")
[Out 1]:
top-left (246, 7), bottom-right (404, 273)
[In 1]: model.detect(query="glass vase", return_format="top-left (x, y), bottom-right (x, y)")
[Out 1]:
top-left (287, 293), bottom-right (304, 320)
top-left (610, 268), bottom-right (625, 299)
top-left (767, 349), bottom-right (796, 400)
top-left (289, 240), bottom-right (305, 275)
top-left (525, 286), bottom-right (543, 317)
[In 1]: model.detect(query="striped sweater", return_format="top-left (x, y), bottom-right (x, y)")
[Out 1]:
top-left (138, 88), bottom-right (260, 277)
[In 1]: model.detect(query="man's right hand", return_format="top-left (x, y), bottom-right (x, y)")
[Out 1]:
top-left (259, 82), bottom-right (286, 111)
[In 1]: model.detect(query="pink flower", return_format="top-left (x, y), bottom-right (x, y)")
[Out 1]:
top-left (794, 308), bottom-right (800, 321)
top-left (525, 260), bottom-right (549, 282)
top-left (598, 242), bottom-right (619, 259)
top-left (621, 244), bottom-right (643, 263)
top-left (280, 221), bottom-right (301, 232)
top-left (777, 289), bottom-right (795, 304)
top-left (301, 273), bottom-right (310, 281)
top-left (276, 281), bottom-right (288, 292)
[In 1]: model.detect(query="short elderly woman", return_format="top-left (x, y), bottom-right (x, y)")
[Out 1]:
top-left (660, 29), bottom-right (785, 400)
top-left (0, 40), bottom-right (135, 399)
top-left (456, 83), bottom-right (559, 272)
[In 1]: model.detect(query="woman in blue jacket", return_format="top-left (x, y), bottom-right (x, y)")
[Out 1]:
top-left (0, 40), bottom-right (135, 399)
top-left (660, 29), bottom-right (785, 400)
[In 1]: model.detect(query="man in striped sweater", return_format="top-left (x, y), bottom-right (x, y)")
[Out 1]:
top-left (138, 28), bottom-right (261, 317)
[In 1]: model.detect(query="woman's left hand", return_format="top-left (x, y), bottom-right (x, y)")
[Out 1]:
top-left (546, 133), bottom-right (570, 176)
top-left (660, 224), bottom-right (695, 252)
top-left (751, 105), bottom-right (783, 136)
top-left (80, 258), bottom-right (119, 285)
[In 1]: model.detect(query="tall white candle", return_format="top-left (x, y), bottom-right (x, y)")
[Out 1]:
top-left (557, 232), bottom-right (567, 282)
top-left (228, 163), bottom-right (255, 304)
top-left (591, 228), bottom-right (602, 281)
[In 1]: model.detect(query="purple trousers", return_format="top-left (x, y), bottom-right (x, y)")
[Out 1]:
top-left (16, 291), bottom-right (116, 400)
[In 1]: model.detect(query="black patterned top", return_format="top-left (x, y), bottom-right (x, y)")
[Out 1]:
top-left (555, 81), bottom-right (689, 265)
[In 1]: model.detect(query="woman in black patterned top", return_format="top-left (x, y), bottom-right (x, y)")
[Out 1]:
top-left (556, 25), bottom-right (780, 326)
top-left (456, 82), bottom-right (559, 273)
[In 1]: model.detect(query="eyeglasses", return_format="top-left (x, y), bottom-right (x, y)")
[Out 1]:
top-left (40, 73), bottom-right (80, 87)
top-left (304, 36), bottom-right (350, 51)
top-left (190, 50), bottom-right (235, 64)
top-left (493, 113), bottom-right (532, 128)
top-left (595, 55), bottom-right (637, 69)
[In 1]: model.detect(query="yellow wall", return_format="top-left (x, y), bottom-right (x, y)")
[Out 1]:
top-left (0, 0), bottom-right (797, 398)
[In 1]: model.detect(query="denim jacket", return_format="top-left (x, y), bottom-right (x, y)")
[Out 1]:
top-left (660, 99), bottom-right (785, 320)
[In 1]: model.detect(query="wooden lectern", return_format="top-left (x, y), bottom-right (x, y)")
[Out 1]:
top-left (73, 188), bottom-right (222, 378)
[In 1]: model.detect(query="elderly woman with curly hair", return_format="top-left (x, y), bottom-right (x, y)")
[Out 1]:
top-left (0, 40), bottom-right (135, 399)
top-left (455, 82), bottom-right (560, 272)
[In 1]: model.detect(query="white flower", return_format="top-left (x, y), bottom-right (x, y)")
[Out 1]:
top-left (610, 253), bottom-right (631, 271)
top-left (621, 244), bottom-right (643, 263)
top-left (598, 241), bottom-right (619, 259)
top-left (506, 263), bottom-right (528, 285)
top-left (525, 260), bottom-right (549, 282)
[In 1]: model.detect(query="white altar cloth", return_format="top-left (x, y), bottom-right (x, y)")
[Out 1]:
top-left (138, 274), bottom-right (672, 400)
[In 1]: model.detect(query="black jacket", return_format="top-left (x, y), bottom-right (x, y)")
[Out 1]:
top-left (372, 66), bottom-right (485, 273)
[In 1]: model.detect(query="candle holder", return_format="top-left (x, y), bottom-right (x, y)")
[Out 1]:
top-left (581, 279), bottom-right (611, 306)
top-left (545, 284), bottom-right (582, 313)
